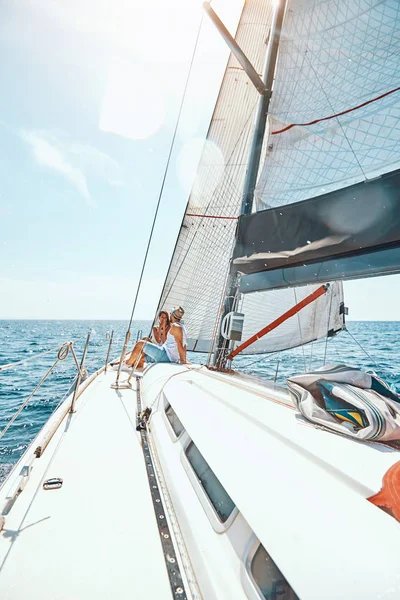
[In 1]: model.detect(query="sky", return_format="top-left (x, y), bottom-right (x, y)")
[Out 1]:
top-left (0, 0), bottom-right (399, 322)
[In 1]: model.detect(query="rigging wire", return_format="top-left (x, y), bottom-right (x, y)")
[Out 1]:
top-left (125, 12), bottom-right (205, 332)
top-left (331, 334), bottom-right (341, 362)
top-left (308, 340), bottom-right (314, 371)
top-left (239, 348), bottom-right (283, 370)
top-left (345, 327), bottom-right (378, 368)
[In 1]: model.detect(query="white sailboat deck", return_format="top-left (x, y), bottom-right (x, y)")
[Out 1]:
top-left (1, 364), bottom-right (400, 599)
top-left (0, 371), bottom-right (173, 600)
top-left (144, 364), bottom-right (400, 599)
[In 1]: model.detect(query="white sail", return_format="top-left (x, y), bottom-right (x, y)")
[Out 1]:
top-left (239, 283), bottom-right (344, 355)
top-left (256, 0), bottom-right (400, 209)
top-left (159, 0), bottom-right (345, 355)
top-left (158, 0), bottom-right (277, 352)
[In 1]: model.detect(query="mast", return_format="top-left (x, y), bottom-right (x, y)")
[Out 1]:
top-left (208, 0), bottom-right (287, 368)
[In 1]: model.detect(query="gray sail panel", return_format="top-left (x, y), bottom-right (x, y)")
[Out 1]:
top-left (240, 247), bottom-right (400, 293)
top-left (234, 166), bottom-right (400, 271)
top-left (158, 0), bottom-right (276, 352)
top-left (239, 283), bottom-right (344, 355)
top-left (256, 0), bottom-right (400, 210)
top-left (233, 166), bottom-right (400, 288)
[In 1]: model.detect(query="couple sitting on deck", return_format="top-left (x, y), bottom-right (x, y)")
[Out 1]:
top-left (124, 306), bottom-right (188, 369)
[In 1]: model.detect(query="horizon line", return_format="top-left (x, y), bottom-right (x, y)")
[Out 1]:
top-left (0, 317), bottom-right (399, 322)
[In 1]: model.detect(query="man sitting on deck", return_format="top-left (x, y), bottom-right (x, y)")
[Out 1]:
top-left (125, 306), bottom-right (188, 369)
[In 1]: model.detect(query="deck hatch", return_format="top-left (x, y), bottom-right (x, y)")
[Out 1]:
top-left (185, 441), bottom-right (235, 523)
top-left (249, 543), bottom-right (299, 600)
top-left (165, 403), bottom-right (185, 438)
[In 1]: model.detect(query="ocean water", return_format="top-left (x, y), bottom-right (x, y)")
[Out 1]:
top-left (0, 319), bottom-right (399, 483)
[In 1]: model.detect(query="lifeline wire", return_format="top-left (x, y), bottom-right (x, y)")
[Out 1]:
top-left (0, 357), bottom-right (63, 441)
top-left (0, 335), bottom-right (86, 373)
top-left (126, 13), bottom-right (205, 333)
top-left (0, 345), bottom-right (62, 372)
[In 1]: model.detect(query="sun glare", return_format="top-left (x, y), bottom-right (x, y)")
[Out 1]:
top-left (100, 61), bottom-right (166, 141)
top-left (177, 138), bottom-right (225, 205)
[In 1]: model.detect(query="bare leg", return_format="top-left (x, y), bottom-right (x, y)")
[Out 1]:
top-left (125, 340), bottom-right (145, 368)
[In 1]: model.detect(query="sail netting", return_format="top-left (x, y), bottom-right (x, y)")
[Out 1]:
top-left (256, 0), bottom-right (400, 209)
top-left (157, 0), bottom-right (276, 353)
top-left (158, 0), bottom-right (345, 355)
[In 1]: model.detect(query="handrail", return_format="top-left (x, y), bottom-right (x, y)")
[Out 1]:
top-left (0, 342), bottom-right (73, 442)
top-left (70, 331), bottom-right (91, 413)
top-left (0, 329), bottom-right (118, 448)
top-left (112, 331), bottom-right (131, 388)
top-left (104, 330), bottom-right (114, 373)
top-left (69, 344), bottom-right (82, 374)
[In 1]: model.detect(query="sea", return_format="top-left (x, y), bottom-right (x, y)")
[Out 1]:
top-left (0, 319), bottom-right (399, 484)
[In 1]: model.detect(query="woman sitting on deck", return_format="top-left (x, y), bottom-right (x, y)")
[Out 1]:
top-left (126, 306), bottom-right (188, 369)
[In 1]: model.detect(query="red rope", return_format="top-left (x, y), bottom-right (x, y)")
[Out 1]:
top-left (272, 86), bottom-right (400, 135)
top-left (186, 213), bottom-right (238, 220)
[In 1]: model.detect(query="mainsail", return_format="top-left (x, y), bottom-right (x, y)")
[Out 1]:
top-left (256, 0), bottom-right (400, 209)
top-left (158, 0), bottom-right (276, 352)
top-left (158, 0), bottom-right (345, 355)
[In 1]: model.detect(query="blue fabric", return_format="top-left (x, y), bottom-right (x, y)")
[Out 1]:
top-left (143, 341), bottom-right (171, 363)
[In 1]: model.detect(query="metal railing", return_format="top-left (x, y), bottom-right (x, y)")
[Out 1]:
top-left (0, 329), bottom-right (115, 445)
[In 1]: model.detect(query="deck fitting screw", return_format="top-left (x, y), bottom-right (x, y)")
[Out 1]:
top-left (176, 587), bottom-right (183, 594)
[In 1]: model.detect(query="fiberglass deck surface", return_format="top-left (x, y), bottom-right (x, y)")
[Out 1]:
top-left (0, 371), bottom-right (172, 600)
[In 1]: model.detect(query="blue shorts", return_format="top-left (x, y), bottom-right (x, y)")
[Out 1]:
top-left (143, 341), bottom-right (171, 363)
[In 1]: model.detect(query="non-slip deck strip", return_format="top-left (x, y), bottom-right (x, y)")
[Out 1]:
top-left (136, 378), bottom-right (188, 600)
